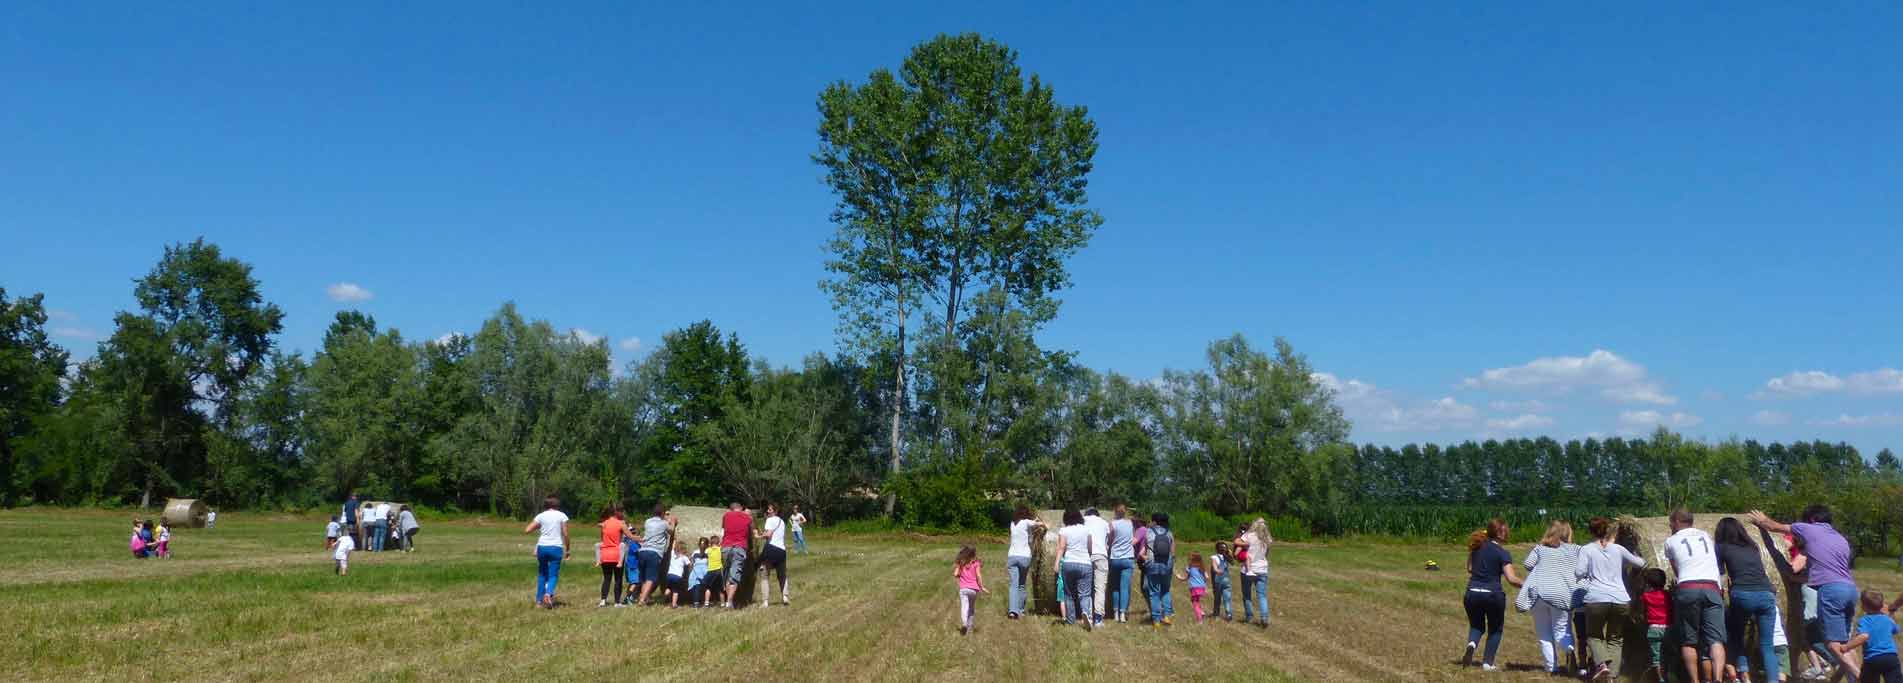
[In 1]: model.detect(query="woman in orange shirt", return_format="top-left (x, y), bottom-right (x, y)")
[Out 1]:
top-left (598, 505), bottom-right (635, 607)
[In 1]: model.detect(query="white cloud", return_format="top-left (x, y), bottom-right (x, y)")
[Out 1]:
top-left (52, 326), bottom-right (98, 340)
top-left (326, 282), bottom-right (374, 303)
top-left (568, 328), bottom-right (603, 345)
top-left (432, 332), bottom-right (465, 346)
top-left (618, 337), bottom-right (643, 352)
top-left (1808, 413), bottom-right (1903, 428)
top-left (1488, 399), bottom-right (1548, 413)
top-left (1847, 368), bottom-right (1903, 394)
top-left (1753, 368), bottom-right (1903, 399)
top-left (1749, 410), bottom-right (1791, 426)
top-left (1461, 349), bottom-right (1675, 405)
top-left (1314, 372), bottom-right (1478, 433)
top-left (1485, 414), bottom-right (1556, 431)
top-left (47, 309), bottom-right (77, 321)
top-left (1753, 370), bottom-right (1844, 399)
top-left (1618, 410), bottom-right (1703, 430)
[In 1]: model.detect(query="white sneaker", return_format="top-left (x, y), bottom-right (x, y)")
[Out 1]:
top-left (597, 599), bottom-right (607, 607)
top-left (1480, 663), bottom-right (1497, 672)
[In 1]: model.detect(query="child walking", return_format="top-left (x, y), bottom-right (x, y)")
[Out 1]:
top-left (1210, 542), bottom-right (1235, 621)
top-left (333, 528), bottom-right (355, 575)
top-left (1175, 553), bottom-right (1209, 623)
top-left (954, 545), bottom-right (987, 635)
top-left (1640, 568), bottom-right (1670, 681)
top-left (1847, 589), bottom-right (1903, 683)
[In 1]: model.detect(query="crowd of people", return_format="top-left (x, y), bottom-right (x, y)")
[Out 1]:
top-left (972, 504), bottom-right (1272, 635)
top-left (325, 492), bottom-right (421, 574)
top-left (522, 497), bottom-right (798, 611)
top-left (1460, 505), bottom-right (1903, 683)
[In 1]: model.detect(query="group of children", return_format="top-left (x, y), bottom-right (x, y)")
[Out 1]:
top-left (128, 518), bottom-right (170, 559)
top-left (597, 536), bottom-right (734, 609)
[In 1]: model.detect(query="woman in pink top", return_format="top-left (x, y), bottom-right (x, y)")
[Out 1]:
top-left (954, 545), bottom-right (988, 635)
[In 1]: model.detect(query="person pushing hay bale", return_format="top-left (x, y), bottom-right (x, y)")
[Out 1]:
top-left (1614, 513), bottom-right (1800, 682)
top-left (161, 498), bottom-right (209, 528)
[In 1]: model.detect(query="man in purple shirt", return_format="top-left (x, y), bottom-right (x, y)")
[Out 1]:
top-left (1750, 505), bottom-right (1859, 675)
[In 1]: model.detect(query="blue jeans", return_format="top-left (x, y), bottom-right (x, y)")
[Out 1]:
top-left (1211, 575), bottom-right (1233, 618)
top-left (1145, 562), bottom-right (1173, 620)
top-left (1728, 589), bottom-right (1779, 676)
top-left (1108, 558), bottom-right (1135, 614)
top-left (635, 544), bottom-right (650, 589)
top-left (1006, 555), bottom-right (1032, 615)
top-left (534, 545), bottom-right (564, 604)
top-left (370, 521), bottom-right (387, 551)
top-left (1241, 573), bottom-right (1269, 623)
top-left (792, 530), bottom-right (807, 554)
top-left (1060, 562), bottom-right (1094, 624)
top-left (1815, 581), bottom-right (1859, 661)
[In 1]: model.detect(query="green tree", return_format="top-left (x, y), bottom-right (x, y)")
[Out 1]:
top-left (628, 321), bottom-right (749, 504)
top-left (817, 33), bottom-right (1101, 513)
top-left (1155, 335), bottom-right (1350, 515)
top-left (0, 289), bottom-right (70, 506)
top-left (129, 239), bottom-right (285, 425)
top-left (307, 312), bottom-right (419, 500)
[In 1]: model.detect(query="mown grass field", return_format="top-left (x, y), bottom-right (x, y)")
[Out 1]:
top-left (6, 509), bottom-right (1900, 682)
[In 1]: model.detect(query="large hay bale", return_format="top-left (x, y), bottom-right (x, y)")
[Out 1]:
top-left (1615, 513), bottom-right (1798, 682)
top-left (1027, 509), bottom-right (1066, 616)
top-left (161, 498), bottom-right (208, 528)
top-left (668, 505), bottom-right (758, 605)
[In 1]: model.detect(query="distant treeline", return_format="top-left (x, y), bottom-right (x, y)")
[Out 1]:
top-left (4, 240), bottom-right (1899, 556)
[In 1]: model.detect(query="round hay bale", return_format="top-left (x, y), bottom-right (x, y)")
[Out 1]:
top-left (667, 505), bottom-right (758, 605)
top-left (1614, 513), bottom-right (1798, 682)
top-left (161, 498), bottom-right (208, 528)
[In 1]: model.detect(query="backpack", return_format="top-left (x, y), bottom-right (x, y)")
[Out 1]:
top-left (1148, 527), bottom-right (1174, 565)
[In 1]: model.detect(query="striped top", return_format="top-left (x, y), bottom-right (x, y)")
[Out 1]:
top-left (1522, 543), bottom-right (1581, 609)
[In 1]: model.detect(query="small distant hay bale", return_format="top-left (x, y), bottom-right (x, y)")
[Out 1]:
top-left (1613, 513), bottom-right (1799, 682)
top-left (161, 498), bottom-right (209, 528)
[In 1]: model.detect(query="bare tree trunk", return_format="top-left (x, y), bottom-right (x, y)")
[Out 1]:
top-left (885, 292), bottom-right (906, 517)
top-left (141, 470), bottom-right (154, 510)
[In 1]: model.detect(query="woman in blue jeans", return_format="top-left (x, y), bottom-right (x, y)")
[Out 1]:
top-left (1004, 506), bottom-right (1042, 619)
top-left (1715, 517), bottom-right (1780, 680)
top-left (1234, 519), bottom-right (1273, 627)
top-left (1053, 508), bottom-right (1096, 630)
top-left (523, 495), bottom-right (571, 608)
top-left (1144, 512), bottom-right (1176, 626)
top-left (1107, 505), bottom-right (1137, 623)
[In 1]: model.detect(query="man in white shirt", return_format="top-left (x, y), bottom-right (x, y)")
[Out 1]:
top-left (524, 495), bottom-right (571, 609)
top-left (1083, 508), bottom-right (1110, 626)
top-left (756, 504), bottom-right (791, 606)
top-left (1664, 509), bottom-right (1726, 679)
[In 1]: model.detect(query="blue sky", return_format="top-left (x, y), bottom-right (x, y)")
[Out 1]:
top-left (5, 4), bottom-right (1900, 453)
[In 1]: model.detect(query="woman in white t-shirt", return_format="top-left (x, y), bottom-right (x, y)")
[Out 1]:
top-left (1233, 517), bottom-right (1272, 627)
top-left (790, 505), bottom-right (809, 555)
top-left (1005, 505), bottom-right (1045, 620)
top-left (1052, 508), bottom-right (1095, 631)
top-left (523, 495), bottom-right (571, 609)
top-left (754, 504), bottom-right (791, 606)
